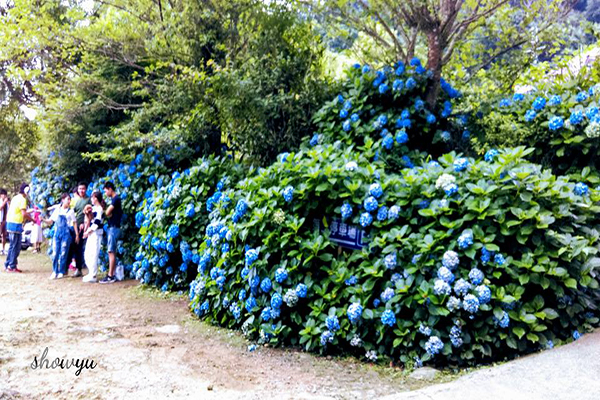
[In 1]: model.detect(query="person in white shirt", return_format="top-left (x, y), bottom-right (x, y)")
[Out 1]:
top-left (82, 191), bottom-right (104, 283)
top-left (45, 193), bottom-right (76, 279)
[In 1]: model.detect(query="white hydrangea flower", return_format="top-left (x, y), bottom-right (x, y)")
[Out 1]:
top-left (435, 173), bottom-right (456, 190)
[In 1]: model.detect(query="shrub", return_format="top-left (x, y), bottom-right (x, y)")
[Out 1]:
top-left (470, 80), bottom-right (600, 175)
top-left (132, 156), bottom-right (244, 290)
top-left (312, 59), bottom-right (465, 173)
top-left (188, 142), bottom-right (600, 366)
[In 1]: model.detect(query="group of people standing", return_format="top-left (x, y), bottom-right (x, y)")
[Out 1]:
top-left (1, 181), bottom-right (123, 284)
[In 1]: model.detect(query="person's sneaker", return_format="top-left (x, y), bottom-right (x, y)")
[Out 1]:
top-left (82, 274), bottom-right (97, 283)
top-left (56, 273), bottom-right (64, 279)
top-left (99, 275), bottom-right (116, 284)
top-left (8, 267), bottom-right (22, 273)
top-left (49, 272), bottom-right (57, 280)
top-left (72, 270), bottom-right (83, 278)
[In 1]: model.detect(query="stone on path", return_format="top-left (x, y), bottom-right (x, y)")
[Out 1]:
top-left (408, 367), bottom-right (440, 381)
top-left (155, 324), bottom-right (181, 334)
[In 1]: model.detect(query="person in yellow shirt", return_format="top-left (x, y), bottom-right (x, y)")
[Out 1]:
top-left (5, 183), bottom-right (33, 272)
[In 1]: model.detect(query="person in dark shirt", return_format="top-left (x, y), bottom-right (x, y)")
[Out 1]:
top-left (71, 182), bottom-right (91, 277)
top-left (99, 181), bottom-right (122, 284)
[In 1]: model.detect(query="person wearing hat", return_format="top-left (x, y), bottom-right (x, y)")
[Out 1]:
top-left (4, 183), bottom-right (33, 272)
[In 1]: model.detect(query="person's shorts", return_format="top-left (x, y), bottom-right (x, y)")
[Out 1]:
top-left (0, 221), bottom-right (7, 239)
top-left (107, 227), bottom-right (121, 253)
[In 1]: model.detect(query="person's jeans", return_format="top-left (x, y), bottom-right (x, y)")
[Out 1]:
top-left (107, 227), bottom-right (121, 253)
top-left (5, 232), bottom-right (22, 269)
top-left (53, 229), bottom-right (72, 275)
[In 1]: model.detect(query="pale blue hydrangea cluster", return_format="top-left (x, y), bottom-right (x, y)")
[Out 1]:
top-left (347, 302), bottom-right (363, 324)
top-left (381, 287), bottom-right (395, 302)
top-left (468, 268), bottom-right (484, 285)
top-left (462, 294), bottom-right (480, 313)
top-left (450, 325), bottom-right (463, 347)
top-left (384, 252), bottom-right (397, 270)
top-left (425, 336), bottom-right (444, 356)
top-left (457, 230), bottom-right (473, 249)
top-left (437, 266), bottom-right (455, 283)
top-left (442, 250), bottom-right (459, 270)
top-left (418, 324), bottom-right (432, 336)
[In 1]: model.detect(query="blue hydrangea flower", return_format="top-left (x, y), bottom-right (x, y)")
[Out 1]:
top-left (388, 205), bottom-right (400, 220)
top-left (447, 296), bottom-right (461, 312)
top-left (476, 285), bottom-right (491, 304)
top-left (532, 97), bottom-right (546, 110)
top-left (382, 134), bottom-right (394, 150)
top-left (245, 296), bottom-right (257, 311)
top-left (245, 248), bottom-right (259, 266)
top-left (363, 196), bottom-right (378, 212)
top-left (405, 77), bottom-right (416, 89)
top-left (379, 83), bottom-right (389, 94)
top-left (548, 116), bottom-right (564, 131)
top-left (271, 292), bottom-right (283, 309)
top-left (340, 109), bottom-right (349, 119)
top-left (574, 182), bottom-right (589, 196)
top-left (484, 149), bottom-right (499, 162)
top-left (442, 250), bottom-right (459, 270)
top-left (468, 268), bottom-right (484, 285)
top-left (570, 110), bottom-right (584, 125)
top-left (260, 307), bottom-right (272, 321)
top-left (362, 65), bottom-right (371, 74)
top-left (310, 133), bottom-right (320, 146)
top-left (441, 131), bottom-right (451, 142)
top-left (513, 93), bottom-right (525, 102)
top-left (381, 310), bottom-right (396, 326)
top-left (573, 330), bottom-right (581, 340)
top-left (343, 100), bottom-right (352, 110)
top-left (499, 98), bottom-right (511, 107)
top-left (494, 253), bottom-right (506, 265)
top-left (373, 298), bottom-right (381, 307)
top-left (384, 253), bottom-right (397, 270)
top-left (351, 113), bottom-right (360, 123)
top-left (414, 98), bottom-right (424, 111)
top-left (457, 230), bottom-right (473, 249)
top-left (380, 287), bottom-right (395, 303)
top-left (377, 206), bottom-right (388, 221)
top-left (546, 340), bottom-right (554, 349)
top-left (393, 79), bottom-right (403, 91)
top-left (454, 278), bottom-right (471, 296)
top-left (433, 279), bottom-right (451, 296)
top-left (495, 311), bottom-right (510, 328)
top-left (341, 203), bottom-right (353, 220)
top-left (437, 266), bottom-right (455, 283)
top-left (426, 113), bottom-right (437, 124)
top-left (576, 91), bottom-right (588, 102)
top-left (463, 294), bottom-right (480, 313)
top-left (548, 95), bottom-right (561, 106)
top-left (419, 200), bottom-right (430, 209)
top-left (185, 203), bottom-right (195, 218)
top-left (326, 315), bottom-right (340, 332)
top-left (345, 275), bottom-right (358, 286)
top-left (347, 302), bottom-right (363, 324)
top-left (337, 94), bottom-right (344, 104)
top-left (525, 109), bottom-right (537, 122)
top-left (342, 120), bottom-right (352, 132)
top-left (260, 277), bottom-right (272, 293)
top-left (444, 183), bottom-right (458, 196)
top-left (239, 289), bottom-right (247, 301)
top-left (395, 130), bottom-right (408, 144)
top-left (419, 324), bottom-right (432, 336)
top-left (320, 330), bottom-right (334, 346)
top-left (587, 106), bottom-right (599, 119)
top-left (425, 336), bottom-right (444, 355)
top-left (296, 283), bottom-right (307, 298)
top-left (453, 157), bottom-right (469, 172)
top-left (275, 267), bottom-right (288, 283)
top-left (282, 185), bottom-right (294, 202)
top-left (481, 248), bottom-right (493, 264)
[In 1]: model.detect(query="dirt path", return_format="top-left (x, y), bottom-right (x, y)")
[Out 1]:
top-left (0, 253), bottom-right (431, 400)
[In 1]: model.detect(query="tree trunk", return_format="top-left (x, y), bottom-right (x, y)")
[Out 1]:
top-left (425, 30), bottom-right (443, 108)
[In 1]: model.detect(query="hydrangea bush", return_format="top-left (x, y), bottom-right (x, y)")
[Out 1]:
top-left (132, 156), bottom-right (244, 290)
top-left (188, 142), bottom-right (600, 366)
top-left (312, 59), bottom-right (464, 172)
top-left (471, 82), bottom-right (600, 175)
